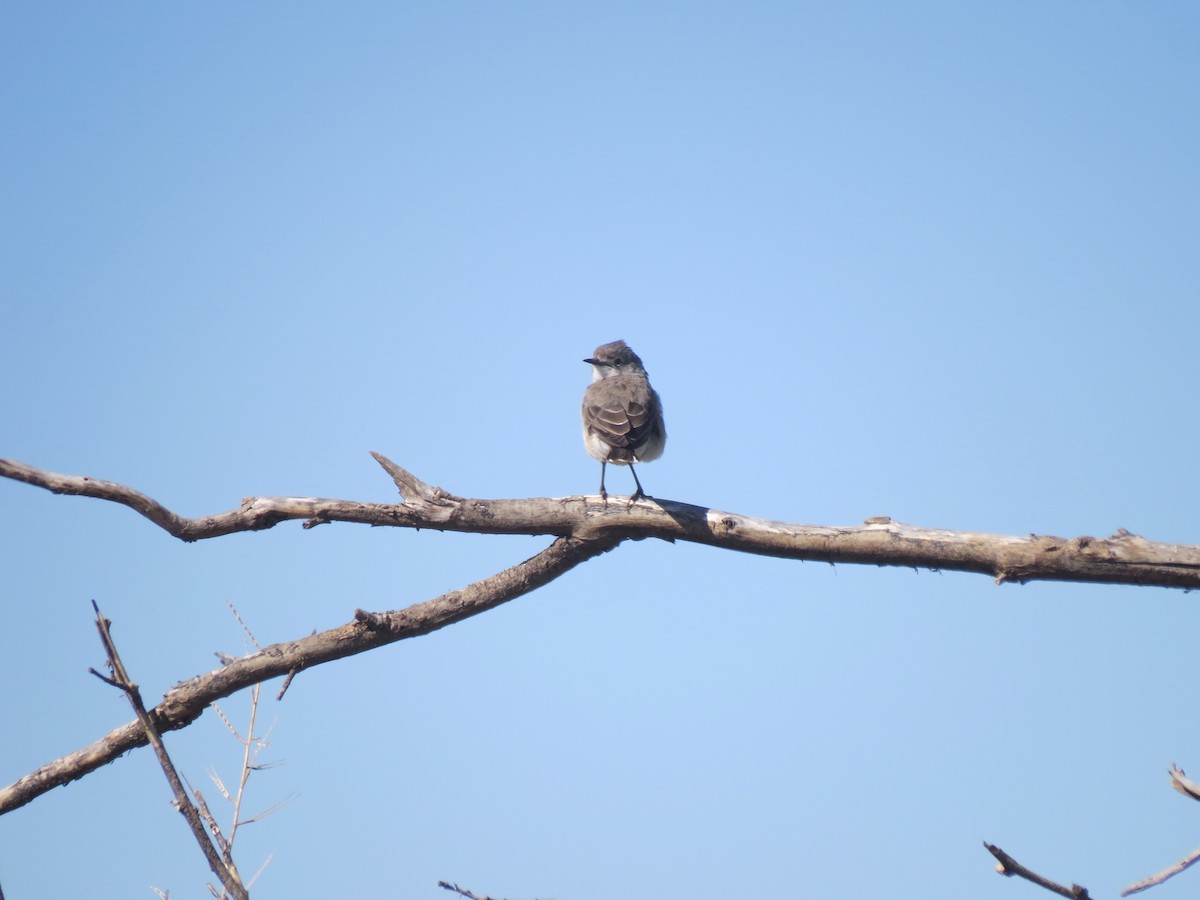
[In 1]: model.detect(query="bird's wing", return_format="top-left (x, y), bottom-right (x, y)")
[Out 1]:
top-left (583, 380), bottom-right (658, 450)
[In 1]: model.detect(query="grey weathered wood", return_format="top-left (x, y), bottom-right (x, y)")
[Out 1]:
top-left (2, 452), bottom-right (1198, 817)
top-left (2, 455), bottom-right (1197, 588)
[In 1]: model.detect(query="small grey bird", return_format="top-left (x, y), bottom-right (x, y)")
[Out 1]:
top-left (581, 339), bottom-right (666, 501)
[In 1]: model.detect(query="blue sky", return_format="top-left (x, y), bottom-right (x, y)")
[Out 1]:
top-left (2, 3), bottom-right (1199, 898)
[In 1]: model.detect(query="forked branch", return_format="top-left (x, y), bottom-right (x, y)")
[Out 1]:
top-left (0, 531), bottom-right (621, 815)
top-left (90, 602), bottom-right (248, 900)
top-left (6, 453), bottom-right (1200, 896)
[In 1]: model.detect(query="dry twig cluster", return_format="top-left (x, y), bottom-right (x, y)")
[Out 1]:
top-left (3, 453), bottom-right (1200, 896)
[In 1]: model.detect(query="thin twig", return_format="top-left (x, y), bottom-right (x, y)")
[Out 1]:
top-left (208, 604), bottom-right (284, 894)
top-left (227, 682), bottom-right (260, 851)
top-left (90, 602), bottom-right (247, 900)
top-left (246, 852), bottom-right (274, 891)
top-left (984, 842), bottom-right (1090, 899)
top-left (1122, 847), bottom-right (1200, 895)
top-left (1119, 763), bottom-right (1200, 895)
top-left (438, 881), bottom-right (508, 900)
top-left (226, 599), bottom-right (262, 652)
top-left (191, 787), bottom-right (231, 856)
top-left (276, 667), bottom-right (299, 701)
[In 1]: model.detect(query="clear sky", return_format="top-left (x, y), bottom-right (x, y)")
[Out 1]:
top-left (3, 3), bottom-right (1199, 898)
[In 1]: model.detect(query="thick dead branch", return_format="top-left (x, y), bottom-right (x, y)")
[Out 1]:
top-left (0, 532), bottom-right (621, 815)
top-left (2, 456), bottom-right (1197, 589)
top-left (90, 602), bottom-right (248, 900)
top-left (985, 842), bottom-right (1091, 899)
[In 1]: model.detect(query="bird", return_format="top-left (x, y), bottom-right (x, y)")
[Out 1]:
top-left (581, 339), bottom-right (666, 502)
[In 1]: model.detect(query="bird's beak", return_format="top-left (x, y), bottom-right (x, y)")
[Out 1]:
top-left (583, 357), bottom-right (598, 365)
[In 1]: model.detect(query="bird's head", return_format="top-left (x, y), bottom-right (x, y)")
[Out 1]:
top-left (584, 339), bottom-right (645, 380)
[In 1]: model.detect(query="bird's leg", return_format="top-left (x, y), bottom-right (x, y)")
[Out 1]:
top-left (629, 463), bottom-right (647, 503)
top-left (598, 460), bottom-right (608, 504)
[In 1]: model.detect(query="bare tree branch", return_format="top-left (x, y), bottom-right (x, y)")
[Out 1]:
top-left (8, 450), bottom-right (1200, 895)
top-left (1119, 764), bottom-right (1200, 895)
top-left (438, 881), bottom-right (511, 900)
top-left (1122, 848), bottom-right (1200, 896)
top-left (90, 602), bottom-right (248, 900)
top-left (0, 531), bottom-right (621, 815)
top-left (3, 455), bottom-right (1198, 589)
top-left (984, 842), bottom-right (1091, 899)
top-left (1168, 763), bottom-right (1200, 801)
